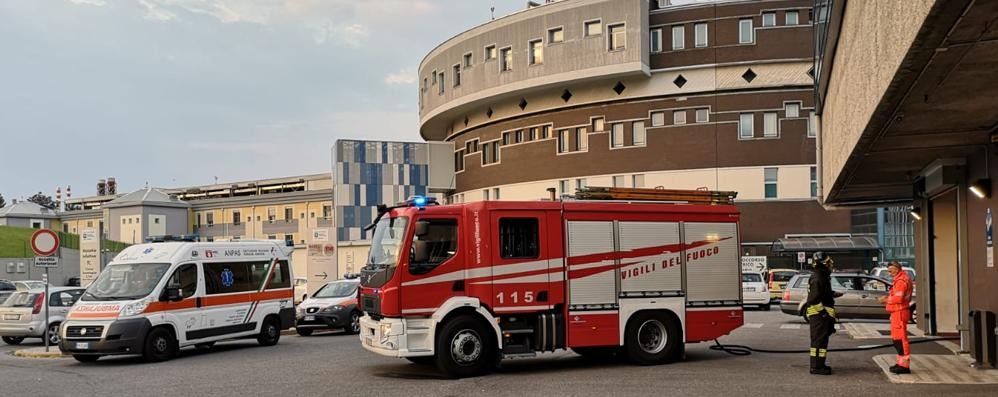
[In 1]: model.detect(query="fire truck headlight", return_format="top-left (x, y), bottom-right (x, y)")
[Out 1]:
top-left (379, 323), bottom-right (392, 342)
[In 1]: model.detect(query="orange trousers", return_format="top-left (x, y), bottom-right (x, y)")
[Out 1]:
top-left (890, 309), bottom-right (911, 368)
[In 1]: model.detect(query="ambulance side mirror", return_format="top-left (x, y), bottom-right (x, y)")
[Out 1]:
top-left (162, 286), bottom-right (182, 302)
top-left (414, 221), bottom-right (430, 237)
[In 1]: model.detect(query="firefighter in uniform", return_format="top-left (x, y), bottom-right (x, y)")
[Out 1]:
top-left (879, 261), bottom-right (913, 374)
top-left (804, 251), bottom-right (837, 375)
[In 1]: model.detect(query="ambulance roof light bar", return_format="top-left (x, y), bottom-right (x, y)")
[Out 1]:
top-left (145, 234), bottom-right (200, 243)
top-left (574, 187), bottom-right (737, 205)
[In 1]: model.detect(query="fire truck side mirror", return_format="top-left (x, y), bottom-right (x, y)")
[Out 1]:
top-left (414, 221), bottom-right (430, 237)
top-left (412, 240), bottom-right (431, 264)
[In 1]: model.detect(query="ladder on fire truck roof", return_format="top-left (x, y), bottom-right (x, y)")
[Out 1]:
top-left (574, 187), bottom-right (737, 205)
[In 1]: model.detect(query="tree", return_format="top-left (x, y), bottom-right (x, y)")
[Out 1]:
top-left (27, 192), bottom-right (58, 210)
top-left (0, 193), bottom-right (5, 208)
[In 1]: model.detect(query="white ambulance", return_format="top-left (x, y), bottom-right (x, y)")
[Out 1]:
top-left (59, 240), bottom-right (296, 363)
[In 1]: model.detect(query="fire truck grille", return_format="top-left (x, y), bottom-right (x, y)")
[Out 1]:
top-left (362, 295), bottom-right (380, 319)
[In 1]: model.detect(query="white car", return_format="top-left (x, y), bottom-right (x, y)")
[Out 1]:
top-left (295, 278), bottom-right (361, 336)
top-left (0, 287), bottom-right (85, 345)
top-left (293, 277), bottom-right (308, 305)
top-left (742, 272), bottom-right (771, 310)
top-left (871, 266), bottom-right (916, 281)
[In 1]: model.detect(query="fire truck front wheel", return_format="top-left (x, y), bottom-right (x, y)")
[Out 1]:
top-left (435, 316), bottom-right (496, 378)
top-left (624, 311), bottom-right (682, 365)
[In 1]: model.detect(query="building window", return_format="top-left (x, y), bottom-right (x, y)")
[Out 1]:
top-left (808, 111), bottom-right (817, 138)
top-left (576, 127), bottom-right (588, 151)
top-left (502, 132), bottom-right (512, 145)
top-left (529, 127), bottom-right (537, 141)
top-left (576, 178), bottom-right (587, 190)
top-left (592, 117), bottom-right (605, 132)
top-left (762, 12), bottom-right (776, 27)
top-left (696, 108), bottom-right (709, 123)
top-left (558, 129), bottom-right (569, 153)
top-left (322, 205), bottom-right (332, 219)
top-left (285, 234), bottom-right (294, 245)
top-left (466, 139), bottom-right (479, 153)
top-left (633, 121), bottom-right (646, 146)
top-left (455, 150), bottom-right (465, 172)
top-left (438, 72), bottom-right (445, 94)
top-left (529, 39), bottom-right (543, 65)
top-left (673, 110), bottom-right (686, 125)
top-left (515, 129), bottom-right (524, 143)
top-left (584, 20), bottom-right (601, 37)
top-left (559, 180), bottom-right (569, 195)
top-left (123, 218), bottom-right (127, 225)
top-left (739, 113), bottom-right (754, 139)
top-left (541, 125), bottom-right (551, 139)
top-left (611, 123), bottom-right (624, 147)
top-left (493, 188), bottom-right (500, 200)
top-left (650, 28), bottom-right (662, 53)
top-left (651, 111), bottom-right (665, 127)
top-left (739, 19), bottom-right (753, 43)
top-left (694, 23), bottom-right (708, 47)
top-left (613, 175), bottom-right (625, 188)
top-left (453, 64), bottom-right (461, 87)
top-left (671, 25), bottom-right (684, 50)
top-left (548, 27), bottom-right (564, 44)
top-left (500, 47), bottom-right (512, 71)
top-left (786, 103), bottom-right (800, 118)
top-left (764, 168), bottom-right (778, 199)
top-left (233, 210), bottom-right (241, 226)
top-left (485, 44), bottom-right (496, 61)
top-left (284, 207), bottom-right (293, 221)
top-left (483, 189), bottom-right (490, 201)
top-left (463, 53), bottom-right (473, 68)
top-left (431, 70), bottom-right (437, 85)
top-left (786, 10), bottom-right (799, 25)
top-left (763, 112), bottom-right (778, 137)
top-left (481, 142), bottom-right (499, 165)
top-left (608, 24), bottom-right (625, 51)
top-left (810, 166), bottom-right (818, 198)
top-left (206, 212), bottom-right (214, 226)
top-left (632, 174), bottom-right (645, 188)
top-left (268, 235), bottom-right (276, 240)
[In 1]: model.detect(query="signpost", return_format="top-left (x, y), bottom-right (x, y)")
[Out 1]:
top-left (30, 229), bottom-right (60, 353)
top-left (797, 251), bottom-right (806, 264)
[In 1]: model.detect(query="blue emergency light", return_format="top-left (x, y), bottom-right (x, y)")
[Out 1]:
top-left (405, 196), bottom-right (437, 209)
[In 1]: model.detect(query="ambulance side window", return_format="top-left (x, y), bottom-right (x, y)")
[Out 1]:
top-left (204, 262), bottom-right (255, 294)
top-left (265, 260), bottom-right (292, 290)
top-left (166, 263), bottom-right (198, 299)
top-left (499, 218), bottom-right (539, 259)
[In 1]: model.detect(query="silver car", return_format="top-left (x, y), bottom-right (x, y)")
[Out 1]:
top-left (0, 287), bottom-right (85, 345)
top-left (779, 273), bottom-right (915, 321)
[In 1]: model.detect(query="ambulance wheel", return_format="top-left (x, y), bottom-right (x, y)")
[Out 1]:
top-left (624, 311), bottom-right (682, 365)
top-left (296, 328), bottom-right (313, 337)
top-left (257, 316), bottom-right (281, 346)
top-left (73, 355), bottom-right (100, 363)
top-left (142, 327), bottom-right (178, 362)
top-left (435, 316), bottom-right (495, 378)
top-left (2, 336), bottom-right (24, 345)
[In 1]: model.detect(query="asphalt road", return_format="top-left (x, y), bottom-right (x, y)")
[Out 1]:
top-left (1, 309), bottom-right (992, 396)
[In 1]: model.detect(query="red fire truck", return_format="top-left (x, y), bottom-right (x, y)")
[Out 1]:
top-left (358, 188), bottom-right (744, 377)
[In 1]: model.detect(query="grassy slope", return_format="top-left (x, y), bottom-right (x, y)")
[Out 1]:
top-left (0, 226), bottom-right (35, 258)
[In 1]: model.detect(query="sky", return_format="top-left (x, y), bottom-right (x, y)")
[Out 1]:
top-left (0, 0), bottom-right (707, 202)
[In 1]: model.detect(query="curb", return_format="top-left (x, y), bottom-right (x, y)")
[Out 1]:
top-left (13, 348), bottom-right (69, 359)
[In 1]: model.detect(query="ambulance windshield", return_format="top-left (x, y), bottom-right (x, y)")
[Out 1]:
top-left (82, 263), bottom-right (171, 301)
top-left (367, 216), bottom-right (409, 269)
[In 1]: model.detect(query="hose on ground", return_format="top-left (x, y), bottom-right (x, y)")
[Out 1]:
top-left (709, 336), bottom-right (959, 356)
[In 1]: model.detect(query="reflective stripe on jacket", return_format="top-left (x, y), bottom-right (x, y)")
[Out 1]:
top-left (886, 271), bottom-right (912, 313)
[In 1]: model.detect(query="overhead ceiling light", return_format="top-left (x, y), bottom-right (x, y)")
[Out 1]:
top-left (909, 207), bottom-right (922, 221)
top-left (969, 179), bottom-right (991, 199)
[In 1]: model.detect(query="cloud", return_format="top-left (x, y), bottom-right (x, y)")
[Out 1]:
top-left (68, 0), bottom-right (108, 6)
top-left (140, 0), bottom-right (177, 22)
top-left (385, 68), bottom-right (416, 86)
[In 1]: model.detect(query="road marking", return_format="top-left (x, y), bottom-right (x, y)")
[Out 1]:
top-left (779, 324), bottom-right (801, 329)
top-left (743, 323), bottom-right (764, 328)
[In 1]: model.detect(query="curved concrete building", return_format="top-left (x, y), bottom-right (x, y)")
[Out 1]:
top-left (419, 0), bottom-right (850, 258)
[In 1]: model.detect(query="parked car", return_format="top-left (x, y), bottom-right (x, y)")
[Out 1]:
top-left (742, 272), bottom-right (771, 310)
top-left (295, 278), bottom-right (361, 336)
top-left (0, 287), bottom-right (85, 345)
top-left (768, 269), bottom-right (799, 302)
top-left (14, 281), bottom-right (48, 291)
top-left (871, 266), bottom-right (916, 281)
top-left (779, 273), bottom-right (916, 322)
top-left (294, 277), bottom-right (308, 305)
top-left (0, 280), bottom-right (15, 304)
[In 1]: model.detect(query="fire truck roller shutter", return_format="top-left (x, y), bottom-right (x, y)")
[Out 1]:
top-left (618, 222), bottom-right (683, 295)
top-left (683, 222), bottom-right (740, 304)
top-left (566, 221), bottom-right (618, 307)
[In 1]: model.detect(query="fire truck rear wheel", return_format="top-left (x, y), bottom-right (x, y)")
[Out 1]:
top-left (435, 316), bottom-right (495, 378)
top-left (624, 311), bottom-right (681, 365)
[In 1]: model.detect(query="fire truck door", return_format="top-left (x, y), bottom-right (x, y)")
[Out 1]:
top-left (489, 211), bottom-right (552, 312)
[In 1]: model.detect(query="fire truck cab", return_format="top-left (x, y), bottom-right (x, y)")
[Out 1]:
top-left (358, 189), bottom-right (744, 377)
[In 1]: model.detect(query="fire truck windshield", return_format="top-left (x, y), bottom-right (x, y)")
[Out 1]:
top-left (367, 216), bottom-right (409, 269)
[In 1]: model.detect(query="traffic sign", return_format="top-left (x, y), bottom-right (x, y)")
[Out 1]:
top-left (797, 251), bottom-right (806, 263)
top-left (30, 229), bottom-right (60, 257)
top-left (34, 257), bottom-right (59, 268)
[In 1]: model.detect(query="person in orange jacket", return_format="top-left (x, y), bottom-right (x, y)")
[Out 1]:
top-left (878, 261), bottom-right (912, 374)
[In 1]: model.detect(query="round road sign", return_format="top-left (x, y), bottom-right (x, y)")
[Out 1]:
top-left (31, 229), bottom-right (60, 257)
